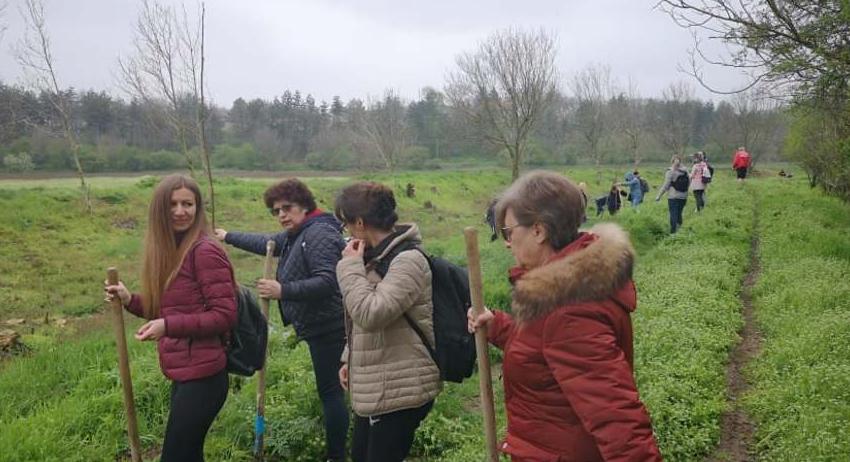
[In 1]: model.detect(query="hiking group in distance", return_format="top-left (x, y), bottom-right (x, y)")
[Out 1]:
top-left (572, 146), bottom-right (753, 234)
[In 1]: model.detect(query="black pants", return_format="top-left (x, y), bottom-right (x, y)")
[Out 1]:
top-left (736, 167), bottom-right (748, 179)
top-left (351, 400), bottom-right (434, 462)
top-left (306, 331), bottom-right (349, 462)
top-left (693, 189), bottom-right (705, 211)
top-left (160, 369), bottom-right (228, 462)
top-left (668, 198), bottom-right (686, 233)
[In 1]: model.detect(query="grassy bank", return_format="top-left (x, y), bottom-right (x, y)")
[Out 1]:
top-left (2, 167), bottom-right (845, 460)
top-left (745, 178), bottom-right (850, 460)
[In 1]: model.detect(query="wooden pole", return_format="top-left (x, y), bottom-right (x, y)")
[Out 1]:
top-left (464, 227), bottom-right (499, 462)
top-left (253, 240), bottom-right (276, 460)
top-left (107, 267), bottom-right (142, 462)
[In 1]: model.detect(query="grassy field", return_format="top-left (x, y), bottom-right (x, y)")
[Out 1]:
top-left (0, 166), bottom-right (847, 461)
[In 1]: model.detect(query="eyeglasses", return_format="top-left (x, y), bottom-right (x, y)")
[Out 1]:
top-left (269, 203), bottom-right (295, 216)
top-left (500, 224), bottom-right (521, 242)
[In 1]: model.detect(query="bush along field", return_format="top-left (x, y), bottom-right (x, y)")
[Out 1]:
top-left (744, 177), bottom-right (850, 461)
top-left (0, 167), bottom-right (847, 461)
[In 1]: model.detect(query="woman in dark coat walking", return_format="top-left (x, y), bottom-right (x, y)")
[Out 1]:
top-left (468, 171), bottom-right (661, 462)
top-left (105, 174), bottom-right (237, 462)
top-left (214, 178), bottom-right (348, 462)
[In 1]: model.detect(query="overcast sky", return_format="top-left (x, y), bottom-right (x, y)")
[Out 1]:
top-left (0, 0), bottom-right (750, 107)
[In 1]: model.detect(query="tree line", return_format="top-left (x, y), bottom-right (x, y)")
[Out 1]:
top-left (0, 80), bottom-right (787, 174)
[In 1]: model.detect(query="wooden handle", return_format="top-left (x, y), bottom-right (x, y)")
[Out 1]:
top-left (463, 228), bottom-right (499, 462)
top-left (107, 267), bottom-right (142, 462)
top-left (253, 240), bottom-right (276, 460)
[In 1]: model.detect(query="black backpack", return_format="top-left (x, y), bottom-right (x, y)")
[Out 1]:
top-left (226, 285), bottom-right (269, 376)
top-left (375, 245), bottom-right (476, 383)
top-left (671, 170), bottom-right (690, 192)
top-left (190, 242), bottom-right (269, 377)
top-left (639, 177), bottom-right (650, 194)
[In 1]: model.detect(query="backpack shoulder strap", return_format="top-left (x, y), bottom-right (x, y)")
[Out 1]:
top-left (401, 247), bottom-right (438, 362)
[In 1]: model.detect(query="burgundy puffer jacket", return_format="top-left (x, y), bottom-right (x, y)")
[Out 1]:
top-left (127, 236), bottom-right (237, 382)
top-left (489, 224), bottom-right (661, 462)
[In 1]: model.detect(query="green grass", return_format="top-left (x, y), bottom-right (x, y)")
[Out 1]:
top-left (1, 166), bottom-right (848, 460)
top-left (744, 177), bottom-right (850, 461)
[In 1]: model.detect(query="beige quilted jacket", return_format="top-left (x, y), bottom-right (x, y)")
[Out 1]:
top-left (337, 224), bottom-right (442, 416)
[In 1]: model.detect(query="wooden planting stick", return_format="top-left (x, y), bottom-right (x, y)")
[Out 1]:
top-left (107, 267), bottom-right (142, 462)
top-left (464, 227), bottom-right (499, 462)
top-left (253, 240), bottom-right (276, 460)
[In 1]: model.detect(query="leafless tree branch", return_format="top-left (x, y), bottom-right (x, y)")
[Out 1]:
top-left (14, 0), bottom-right (92, 213)
top-left (446, 28), bottom-right (559, 180)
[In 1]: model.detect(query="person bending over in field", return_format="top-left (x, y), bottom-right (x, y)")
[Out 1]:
top-left (468, 171), bottom-right (661, 462)
top-left (620, 171), bottom-right (643, 210)
top-left (105, 174), bottom-right (237, 462)
top-left (334, 181), bottom-right (441, 462)
top-left (214, 178), bottom-right (348, 462)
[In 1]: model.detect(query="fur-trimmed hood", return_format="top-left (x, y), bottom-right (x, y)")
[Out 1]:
top-left (512, 223), bottom-right (635, 323)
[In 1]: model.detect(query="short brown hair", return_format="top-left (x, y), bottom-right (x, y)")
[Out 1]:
top-left (334, 182), bottom-right (398, 231)
top-left (496, 171), bottom-right (585, 250)
top-left (264, 178), bottom-right (317, 211)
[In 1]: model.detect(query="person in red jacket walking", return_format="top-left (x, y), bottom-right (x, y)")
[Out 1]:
top-left (105, 174), bottom-right (237, 462)
top-left (468, 171), bottom-right (661, 462)
top-left (732, 146), bottom-right (752, 182)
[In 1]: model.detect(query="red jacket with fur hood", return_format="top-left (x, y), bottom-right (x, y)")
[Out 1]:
top-left (127, 236), bottom-right (237, 382)
top-left (488, 224), bottom-right (661, 462)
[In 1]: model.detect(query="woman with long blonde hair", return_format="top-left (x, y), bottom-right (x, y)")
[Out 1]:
top-left (105, 174), bottom-right (237, 462)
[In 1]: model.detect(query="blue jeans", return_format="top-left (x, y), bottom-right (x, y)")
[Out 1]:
top-left (306, 330), bottom-right (349, 462)
top-left (668, 198), bottom-right (686, 233)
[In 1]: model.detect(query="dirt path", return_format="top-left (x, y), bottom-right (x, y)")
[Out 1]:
top-left (708, 204), bottom-right (762, 462)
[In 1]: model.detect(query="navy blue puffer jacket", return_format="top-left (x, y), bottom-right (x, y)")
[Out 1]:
top-left (225, 211), bottom-right (345, 340)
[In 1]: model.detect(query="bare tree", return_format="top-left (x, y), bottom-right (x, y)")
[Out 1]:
top-left (657, 1), bottom-right (850, 99)
top-left (618, 79), bottom-right (645, 167)
top-left (119, 0), bottom-right (199, 176)
top-left (570, 63), bottom-right (613, 182)
top-left (650, 81), bottom-right (697, 157)
top-left (361, 91), bottom-right (409, 170)
top-left (187, 2), bottom-right (215, 227)
top-left (729, 87), bottom-right (784, 167)
top-left (120, 0), bottom-right (216, 225)
top-left (15, 0), bottom-right (92, 212)
top-left (0, 1), bottom-right (8, 45)
top-left (446, 28), bottom-right (559, 181)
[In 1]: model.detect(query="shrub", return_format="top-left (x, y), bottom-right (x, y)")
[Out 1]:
top-left (3, 152), bottom-right (35, 173)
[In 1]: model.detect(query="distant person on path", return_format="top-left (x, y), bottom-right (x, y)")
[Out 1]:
top-left (607, 183), bottom-right (622, 215)
top-left (485, 198), bottom-right (498, 241)
top-left (655, 155), bottom-right (690, 233)
top-left (467, 171), bottom-right (662, 461)
top-left (621, 171), bottom-right (643, 210)
top-left (214, 178), bottom-right (348, 462)
top-left (105, 174), bottom-right (237, 462)
top-left (690, 152), bottom-right (711, 212)
top-left (334, 182), bottom-right (440, 462)
top-left (732, 146), bottom-right (752, 182)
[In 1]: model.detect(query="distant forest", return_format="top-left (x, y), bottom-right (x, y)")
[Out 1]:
top-left (0, 82), bottom-right (786, 173)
